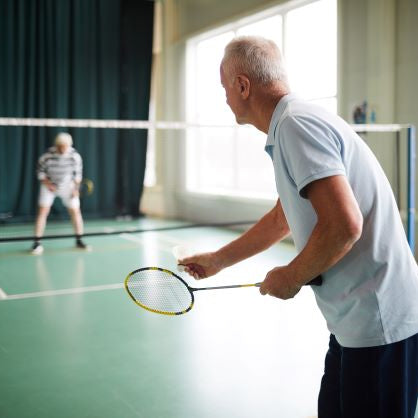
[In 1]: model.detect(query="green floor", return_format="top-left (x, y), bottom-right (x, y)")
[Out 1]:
top-left (0, 218), bottom-right (386, 418)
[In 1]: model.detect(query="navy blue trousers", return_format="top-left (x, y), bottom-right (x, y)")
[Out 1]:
top-left (318, 333), bottom-right (418, 418)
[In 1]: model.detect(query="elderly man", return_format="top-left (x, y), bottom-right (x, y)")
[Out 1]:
top-left (179, 36), bottom-right (418, 418)
top-left (31, 132), bottom-right (90, 254)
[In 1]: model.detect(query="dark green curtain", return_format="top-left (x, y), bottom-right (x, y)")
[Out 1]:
top-left (0, 0), bottom-right (154, 222)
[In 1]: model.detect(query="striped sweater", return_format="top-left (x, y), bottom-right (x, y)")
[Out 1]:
top-left (37, 146), bottom-right (82, 186)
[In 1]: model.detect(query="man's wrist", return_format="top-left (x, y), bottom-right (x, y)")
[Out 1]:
top-left (287, 260), bottom-right (320, 287)
top-left (214, 248), bottom-right (230, 270)
top-left (286, 261), bottom-right (306, 287)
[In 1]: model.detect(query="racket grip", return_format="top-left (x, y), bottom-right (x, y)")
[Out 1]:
top-left (306, 275), bottom-right (323, 286)
top-left (256, 275), bottom-right (323, 287)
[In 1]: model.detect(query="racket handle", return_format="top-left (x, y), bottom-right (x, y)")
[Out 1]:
top-left (306, 275), bottom-right (323, 286)
top-left (256, 276), bottom-right (323, 287)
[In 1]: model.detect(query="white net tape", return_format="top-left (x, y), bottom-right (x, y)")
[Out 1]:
top-left (0, 117), bottom-right (234, 130)
top-left (0, 117), bottom-right (411, 132)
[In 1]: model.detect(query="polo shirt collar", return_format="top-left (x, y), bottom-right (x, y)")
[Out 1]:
top-left (265, 93), bottom-right (298, 148)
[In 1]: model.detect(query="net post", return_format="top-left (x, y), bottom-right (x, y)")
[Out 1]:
top-left (396, 130), bottom-right (401, 206)
top-left (407, 125), bottom-right (416, 253)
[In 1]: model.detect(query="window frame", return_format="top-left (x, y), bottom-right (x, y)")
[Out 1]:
top-left (184, 0), bottom-right (338, 200)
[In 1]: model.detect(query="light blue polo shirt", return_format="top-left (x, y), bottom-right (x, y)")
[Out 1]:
top-left (265, 93), bottom-right (418, 348)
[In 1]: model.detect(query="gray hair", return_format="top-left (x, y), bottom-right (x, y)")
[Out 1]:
top-left (222, 36), bottom-right (289, 86)
top-left (55, 132), bottom-right (73, 146)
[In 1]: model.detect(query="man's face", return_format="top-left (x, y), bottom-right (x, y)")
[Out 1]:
top-left (56, 143), bottom-right (70, 154)
top-left (220, 66), bottom-right (247, 125)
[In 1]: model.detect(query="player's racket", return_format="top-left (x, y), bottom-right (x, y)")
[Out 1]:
top-left (79, 178), bottom-right (94, 197)
top-left (124, 267), bottom-right (322, 316)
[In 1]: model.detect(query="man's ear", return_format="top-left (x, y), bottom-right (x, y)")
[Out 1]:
top-left (236, 75), bottom-right (250, 99)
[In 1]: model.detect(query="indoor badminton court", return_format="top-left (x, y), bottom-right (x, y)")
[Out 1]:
top-left (1, 1), bottom-right (418, 417)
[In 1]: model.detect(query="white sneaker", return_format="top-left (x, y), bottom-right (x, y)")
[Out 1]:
top-left (31, 242), bottom-right (44, 255)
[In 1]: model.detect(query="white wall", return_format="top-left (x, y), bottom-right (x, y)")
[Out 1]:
top-left (396, 0), bottom-right (418, 127)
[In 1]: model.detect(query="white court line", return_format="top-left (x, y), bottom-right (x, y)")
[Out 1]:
top-left (118, 232), bottom-right (191, 250)
top-left (1, 232), bottom-right (189, 302)
top-left (155, 234), bottom-right (192, 248)
top-left (119, 233), bottom-right (180, 254)
top-left (118, 233), bottom-right (145, 244)
top-left (0, 283), bottom-right (123, 301)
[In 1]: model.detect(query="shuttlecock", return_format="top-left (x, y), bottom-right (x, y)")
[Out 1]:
top-left (172, 245), bottom-right (193, 272)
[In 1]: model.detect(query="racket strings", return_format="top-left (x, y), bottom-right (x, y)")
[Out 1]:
top-left (126, 269), bottom-right (193, 314)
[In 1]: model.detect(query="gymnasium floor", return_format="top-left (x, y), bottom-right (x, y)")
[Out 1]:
top-left (0, 218), bottom-right (342, 417)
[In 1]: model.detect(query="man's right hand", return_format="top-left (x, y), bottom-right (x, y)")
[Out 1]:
top-left (43, 179), bottom-right (56, 192)
top-left (179, 251), bottom-right (224, 280)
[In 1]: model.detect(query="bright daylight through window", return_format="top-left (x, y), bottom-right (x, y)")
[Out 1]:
top-left (186, 0), bottom-right (337, 199)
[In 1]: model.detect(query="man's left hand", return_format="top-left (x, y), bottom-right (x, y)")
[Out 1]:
top-left (259, 266), bottom-right (302, 300)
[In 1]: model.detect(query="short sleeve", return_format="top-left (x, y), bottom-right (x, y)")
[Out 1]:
top-left (73, 152), bottom-right (83, 182)
top-left (278, 115), bottom-right (346, 198)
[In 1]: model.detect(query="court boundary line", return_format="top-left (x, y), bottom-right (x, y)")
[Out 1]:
top-left (0, 233), bottom-right (189, 302)
top-left (0, 283), bottom-right (123, 301)
top-left (0, 220), bottom-right (255, 242)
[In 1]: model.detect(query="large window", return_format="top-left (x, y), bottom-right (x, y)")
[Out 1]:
top-left (186, 0), bottom-right (337, 199)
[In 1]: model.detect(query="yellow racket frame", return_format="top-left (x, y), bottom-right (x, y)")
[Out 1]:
top-left (124, 266), bottom-right (259, 316)
top-left (81, 178), bottom-right (94, 196)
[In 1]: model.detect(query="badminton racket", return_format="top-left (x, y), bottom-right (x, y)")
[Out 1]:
top-left (124, 267), bottom-right (322, 316)
top-left (79, 178), bottom-right (94, 197)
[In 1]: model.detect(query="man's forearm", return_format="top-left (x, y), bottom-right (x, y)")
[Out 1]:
top-left (288, 176), bottom-right (363, 286)
top-left (287, 219), bottom-right (361, 287)
top-left (217, 200), bottom-right (290, 268)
